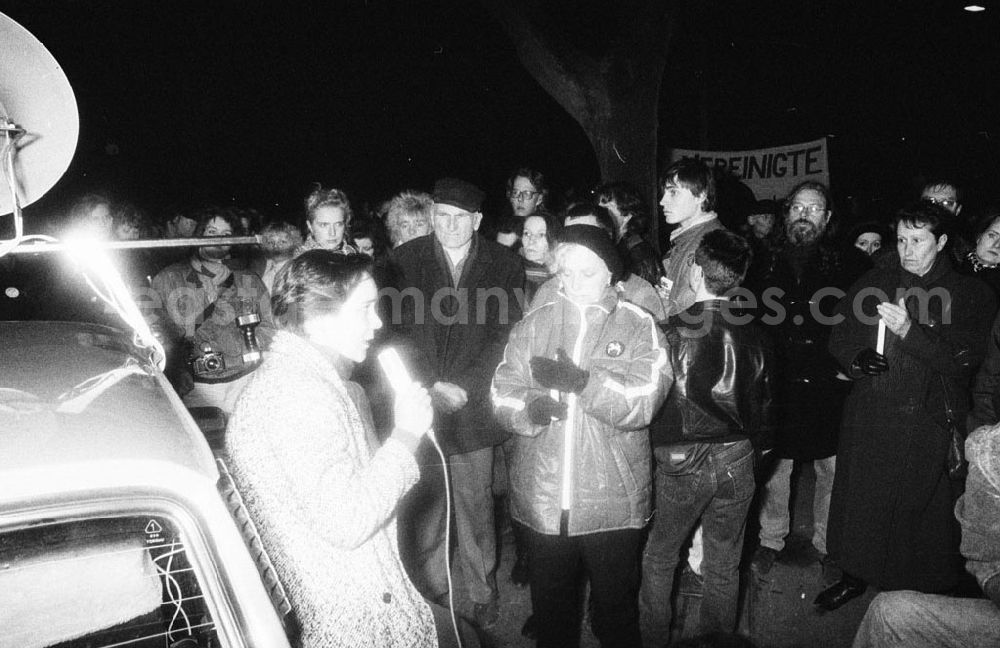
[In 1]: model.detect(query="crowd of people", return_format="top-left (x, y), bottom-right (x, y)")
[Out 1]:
top-left (9, 162), bottom-right (1000, 648)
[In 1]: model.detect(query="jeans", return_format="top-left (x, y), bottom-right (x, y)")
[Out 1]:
top-left (529, 522), bottom-right (643, 648)
top-left (639, 440), bottom-right (755, 647)
top-left (852, 591), bottom-right (1000, 648)
top-left (758, 456), bottom-right (836, 554)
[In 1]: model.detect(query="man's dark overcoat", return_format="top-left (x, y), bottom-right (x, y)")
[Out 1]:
top-left (744, 241), bottom-right (870, 459)
top-left (390, 233), bottom-right (525, 456)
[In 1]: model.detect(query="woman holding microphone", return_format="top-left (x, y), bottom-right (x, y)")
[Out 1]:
top-left (227, 251), bottom-right (474, 647)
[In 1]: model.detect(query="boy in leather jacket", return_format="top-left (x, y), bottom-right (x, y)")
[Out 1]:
top-left (639, 230), bottom-right (774, 646)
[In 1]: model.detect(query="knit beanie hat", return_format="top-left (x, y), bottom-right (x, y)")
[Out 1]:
top-left (559, 224), bottom-right (626, 284)
top-left (433, 177), bottom-right (485, 213)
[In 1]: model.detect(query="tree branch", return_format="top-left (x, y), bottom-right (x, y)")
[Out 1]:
top-left (481, 0), bottom-right (601, 122)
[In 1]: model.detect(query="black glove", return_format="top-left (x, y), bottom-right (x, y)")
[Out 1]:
top-left (527, 395), bottom-right (568, 425)
top-left (852, 348), bottom-right (889, 376)
top-left (529, 348), bottom-right (589, 393)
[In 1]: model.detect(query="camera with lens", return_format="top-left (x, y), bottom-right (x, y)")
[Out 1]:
top-left (190, 344), bottom-right (226, 377)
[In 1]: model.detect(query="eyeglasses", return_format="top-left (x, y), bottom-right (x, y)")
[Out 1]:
top-left (925, 197), bottom-right (957, 209)
top-left (522, 231), bottom-right (547, 241)
top-left (789, 204), bottom-right (827, 216)
top-left (512, 190), bottom-right (540, 202)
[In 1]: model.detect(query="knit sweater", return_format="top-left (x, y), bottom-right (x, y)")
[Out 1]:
top-left (226, 331), bottom-right (436, 648)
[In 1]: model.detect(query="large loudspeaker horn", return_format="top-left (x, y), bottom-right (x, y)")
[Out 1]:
top-left (0, 11), bottom-right (79, 216)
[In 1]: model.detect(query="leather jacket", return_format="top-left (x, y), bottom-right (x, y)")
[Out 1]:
top-left (650, 299), bottom-right (774, 449)
top-left (492, 287), bottom-right (670, 536)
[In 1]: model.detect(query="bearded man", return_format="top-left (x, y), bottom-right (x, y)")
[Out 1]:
top-left (743, 181), bottom-right (871, 576)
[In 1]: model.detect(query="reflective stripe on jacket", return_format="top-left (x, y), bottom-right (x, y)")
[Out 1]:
top-left (492, 286), bottom-right (671, 535)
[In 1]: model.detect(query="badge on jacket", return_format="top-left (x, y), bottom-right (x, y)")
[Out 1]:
top-left (606, 341), bottom-right (624, 357)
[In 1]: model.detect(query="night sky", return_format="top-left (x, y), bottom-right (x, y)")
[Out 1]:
top-left (4, 0), bottom-right (1000, 226)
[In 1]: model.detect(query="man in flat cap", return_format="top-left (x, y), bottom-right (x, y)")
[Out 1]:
top-left (390, 178), bottom-right (526, 631)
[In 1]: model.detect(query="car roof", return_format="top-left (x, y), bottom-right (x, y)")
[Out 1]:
top-left (0, 321), bottom-right (217, 496)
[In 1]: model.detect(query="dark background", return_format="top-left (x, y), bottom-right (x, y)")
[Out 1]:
top-left (4, 0), bottom-right (1000, 227)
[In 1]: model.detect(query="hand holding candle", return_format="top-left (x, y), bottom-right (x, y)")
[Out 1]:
top-left (876, 298), bottom-right (912, 339)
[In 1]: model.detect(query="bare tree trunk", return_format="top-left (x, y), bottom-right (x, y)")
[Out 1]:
top-left (483, 0), bottom-right (674, 248)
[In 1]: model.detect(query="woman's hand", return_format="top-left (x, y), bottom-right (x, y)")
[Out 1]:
top-left (877, 298), bottom-right (911, 339)
top-left (529, 348), bottom-right (589, 393)
top-left (390, 382), bottom-right (433, 453)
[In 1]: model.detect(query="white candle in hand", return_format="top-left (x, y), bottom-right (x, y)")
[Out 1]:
top-left (876, 318), bottom-right (886, 355)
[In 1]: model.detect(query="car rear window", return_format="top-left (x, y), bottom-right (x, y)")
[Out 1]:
top-left (0, 514), bottom-right (224, 648)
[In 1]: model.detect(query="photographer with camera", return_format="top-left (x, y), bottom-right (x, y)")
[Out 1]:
top-left (148, 206), bottom-right (274, 413)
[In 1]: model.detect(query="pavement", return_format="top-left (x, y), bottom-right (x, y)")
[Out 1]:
top-left (482, 461), bottom-right (874, 648)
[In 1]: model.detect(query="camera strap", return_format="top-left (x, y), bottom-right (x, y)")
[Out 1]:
top-left (193, 273), bottom-right (236, 329)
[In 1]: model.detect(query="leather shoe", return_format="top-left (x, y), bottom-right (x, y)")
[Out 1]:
top-left (510, 552), bottom-right (530, 586)
top-left (814, 575), bottom-right (867, 611)
top-left (751, 546), bottom-right (780, 575)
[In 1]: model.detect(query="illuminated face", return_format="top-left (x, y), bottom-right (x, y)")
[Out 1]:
top-left (921, 185), bottom-right (961, 216)
top-left (854, 232), bottom-right (882, 256)
top-left (114, 222), bottom-right (141, 241)
top-left (599, 198), bottom-right (628, 235)
top-left (521, 215), bottom-right (550, 264)
top-left (509, 176), bottom-right (543, 218)
top-left (433, 203), bottom-right (482, 250)
top-left (303, 276), bottom-right (381, 363)
top-left (170, 214), bottom-right (197, 238)
top-left (395, 213), bottom-right (430, 247)
top-left (660, 179), bottom-right (706, 226)
top-left (747, 212), bottom-right (774, 239)
top-left (199, 216), bottom-right (234, 261)
top-left (308, 206), bottom-right (347, 250)
top-left (784, 188), bottom-right (830, 245)
top-left (898, 222), bottom-right (946, 277)
top-left (558, 244), bottom-right (612, 305)
top-left (90, 203), bottom-right (113, 238)
top-left (976, 218), bottom-right (1000, 265)
top-left (355, 236), bottom-right (375, 257)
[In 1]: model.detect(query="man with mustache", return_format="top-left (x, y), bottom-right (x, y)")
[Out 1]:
top-left (744, 181), bottom-right (871, 578)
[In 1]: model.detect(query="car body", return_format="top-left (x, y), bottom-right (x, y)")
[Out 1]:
top-left (0, 320), bottom-right (292, 648)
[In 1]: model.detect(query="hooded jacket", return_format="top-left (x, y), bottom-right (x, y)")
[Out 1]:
top-left (491, 287), bottom-right (671, 536)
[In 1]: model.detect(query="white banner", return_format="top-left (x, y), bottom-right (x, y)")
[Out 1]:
top-left (667, 137), bottom-right (829, 201)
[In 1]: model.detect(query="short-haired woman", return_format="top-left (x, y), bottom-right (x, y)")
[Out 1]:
top-left (492, 225), bottom-right (670, 648)
top-left (227, 251), bottom-right (474, 647)
top-left (299, 185), bottom-right (358, 254)
top-left (817, 202), bottom-right (997, 610)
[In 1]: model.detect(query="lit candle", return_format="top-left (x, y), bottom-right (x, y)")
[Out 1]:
top-left (877, 318), bottom-right (886, 355)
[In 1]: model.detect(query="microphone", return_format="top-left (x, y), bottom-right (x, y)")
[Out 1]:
top-left (377, 346), bottom-right (458, 646)
top-left (377, 347), bottom-right (434, 441)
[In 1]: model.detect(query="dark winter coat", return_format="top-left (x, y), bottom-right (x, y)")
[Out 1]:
top-left (389, 234), bottom-right (526, 456)
top-left (969, 311), bottom-right (1000, 430)
top-left (827, 254), bottom-right (996, 592)
top-left (744, 241), bottom-right (871, 459)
